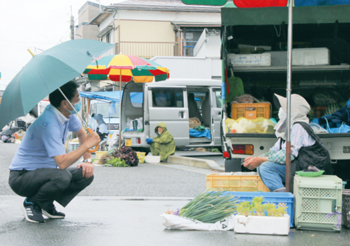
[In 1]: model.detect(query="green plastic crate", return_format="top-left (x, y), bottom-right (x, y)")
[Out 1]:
top-left (294, 175), bottom-right (342, 231)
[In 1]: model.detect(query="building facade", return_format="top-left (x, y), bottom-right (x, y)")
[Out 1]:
top-left (77, 0), bottom-right (221, 58)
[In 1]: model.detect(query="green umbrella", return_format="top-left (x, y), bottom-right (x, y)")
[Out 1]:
top-left (0, 39), bottom-right (114, 129)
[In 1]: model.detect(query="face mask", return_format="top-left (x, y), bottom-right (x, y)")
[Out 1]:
top-left (278, 108), bottom-right (286, 120)
top-left (70, 101), bottom-right (81, 115)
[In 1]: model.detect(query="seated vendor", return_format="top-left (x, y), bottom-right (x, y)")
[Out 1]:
top-left (146, 122), bottom-right (175, 162)
top-left (243, 93), bottom-right (332, 192)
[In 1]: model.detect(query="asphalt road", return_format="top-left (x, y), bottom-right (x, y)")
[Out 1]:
top-left (1, 142), bottom-right (350, 246)
top-left (0, 143), bottom-right (210, 197)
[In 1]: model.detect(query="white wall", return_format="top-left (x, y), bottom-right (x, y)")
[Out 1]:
top-left (151, 56), bottom-right (221, 80)
top-left (115, 9), bottom-right (221, 24)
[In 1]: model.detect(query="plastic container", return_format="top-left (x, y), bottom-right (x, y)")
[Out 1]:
top-left (96, 151), bottom-right (107, 160)
top-left (294, 175), bottom-right (342, 231)
top-left (144, 155), bottom-right (161, 164)
top-left (228, 53), bottom-right (271, 67)
top-left (206, 173), bottom-right (269, 192)
top-left (67, 141), bottom-right (96, 153)
top-left (234, 214), bottom-right (290, 235)
top-left (67, 142), bottom-right (79, 152)
top-left (225, 191), bottom-right (294, 227)
top-left (342, 190), bottom-right (350, 229)
top-left (292, 48), bottom-right (330, 66)
top-left (136, 152), bottom-right (146, 164)
top-left (231, 102), bottom-right (271, 120)
top-left (295, 170), bottom-right (325, 177)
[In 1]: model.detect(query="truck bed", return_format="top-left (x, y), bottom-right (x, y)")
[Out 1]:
top-left (225, 133), bottom-right (350, 160)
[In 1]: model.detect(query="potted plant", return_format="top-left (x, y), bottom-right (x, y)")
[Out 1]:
top-left (234, 196), bottom-right (290, 235)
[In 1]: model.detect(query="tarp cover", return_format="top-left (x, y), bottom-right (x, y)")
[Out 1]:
top-left (221, 4), bottom-right (350, 26)
top-left (79, 91), bottom-right (143, 104)
top-left (181, 0), bottom-right (227, 5)
top-left (233, 0), bottom-right (288, 7)
top-left (79, 91), bottom-right (121, 103)
top-left (295, 0), bottom-right (350, 6)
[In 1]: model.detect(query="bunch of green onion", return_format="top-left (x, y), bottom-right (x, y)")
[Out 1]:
top-left (179, 189), bottom-right (238, 223)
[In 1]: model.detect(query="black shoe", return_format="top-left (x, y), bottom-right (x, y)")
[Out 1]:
top-left (42, 206), bottom-right (65, 219)
top-left (22, 199), bottom-right (45, 223)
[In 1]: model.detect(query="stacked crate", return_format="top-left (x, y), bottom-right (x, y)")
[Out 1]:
top-left (206, 173), bottom-right (269, 192)
top-left (294, 175), bottom-right (342, 231)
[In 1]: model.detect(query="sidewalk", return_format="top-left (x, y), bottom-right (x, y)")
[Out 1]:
top-left (168, 150), bottom-right (224, 172)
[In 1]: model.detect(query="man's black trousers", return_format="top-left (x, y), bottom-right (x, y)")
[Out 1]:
top-left (9, 168), bottom-right (94, 211)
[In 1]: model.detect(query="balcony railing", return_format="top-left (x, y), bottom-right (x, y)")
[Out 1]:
top-left (118, 41), bottom-right (180, 58)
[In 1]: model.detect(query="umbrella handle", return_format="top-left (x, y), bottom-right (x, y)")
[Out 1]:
top-left (86, 128), bottom-right (100, 153)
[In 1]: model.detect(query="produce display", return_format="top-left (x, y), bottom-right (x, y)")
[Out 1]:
top-left (167, 190), bottom-right (238, 223)
top-left (225, 117), bottom-right (275, 134)
top-left (98, 146), bottom-right (139, 167)
top-left (236, 196), bottom-right (287, 217)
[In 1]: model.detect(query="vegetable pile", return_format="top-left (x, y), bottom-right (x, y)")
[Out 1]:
top-left (178, 190), bottom-right (238, 223)
top-left (111, 146), bottom-right (139, 166)
top-left (98, 146), bottom-right (139, 167)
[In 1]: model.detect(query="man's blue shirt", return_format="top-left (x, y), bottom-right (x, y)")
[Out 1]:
top-left (9, 105), bottom-right (82, 170)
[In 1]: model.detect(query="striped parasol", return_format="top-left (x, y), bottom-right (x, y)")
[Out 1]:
top-left (84, 54), bottom-right (170, 83)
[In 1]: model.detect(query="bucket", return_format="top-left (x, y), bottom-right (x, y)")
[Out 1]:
top-left (96, 151), bottom-right (107, 160)
top-left (145, 156), bottom-right (161, 164)
top-left (136, 152), bottom-right (146, 163)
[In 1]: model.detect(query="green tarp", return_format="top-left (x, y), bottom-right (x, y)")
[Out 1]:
top-left (221, 3), bottom-right (350, 26)
top-left (181, 0), bottom-right (227, 6)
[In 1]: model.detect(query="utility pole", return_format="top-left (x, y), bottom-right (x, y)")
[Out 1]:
top-left (70, 6), bottom-right (74, 40)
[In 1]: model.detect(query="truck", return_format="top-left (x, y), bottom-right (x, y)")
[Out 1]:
top-left (220, 3), bottom-right (350, 185)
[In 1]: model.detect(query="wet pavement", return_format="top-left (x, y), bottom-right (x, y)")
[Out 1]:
top-left (1, 142), bottom-right (350, 246)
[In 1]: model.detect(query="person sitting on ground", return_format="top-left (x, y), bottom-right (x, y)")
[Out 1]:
top-left (94, 114), bottom-right (109, 140)
top-left (243, 93), bottom-right (332, 192)
top-left (145, 122), bottom-right (175, 162)
top-left (8, 81), bottom-right (100, 223)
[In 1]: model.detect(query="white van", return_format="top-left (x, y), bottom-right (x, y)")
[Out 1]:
top-left (120, 79), bottom-right (222, 152)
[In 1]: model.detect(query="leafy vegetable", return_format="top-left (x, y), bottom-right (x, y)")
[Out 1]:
top-left (236, 196), bottom-right (287, 217)
top-left (178, 190), bottom-right (238, 223)
top-left (111, 146), bottom-right (139, 166)
top-left (105, 157), bottom-right (129, 167)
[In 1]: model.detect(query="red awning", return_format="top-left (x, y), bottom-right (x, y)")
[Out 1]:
top-left (233, 0), bottom-right (288, 8)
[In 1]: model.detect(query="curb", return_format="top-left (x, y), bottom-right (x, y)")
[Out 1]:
top-left (167, 155), bottom-right (224, 172)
